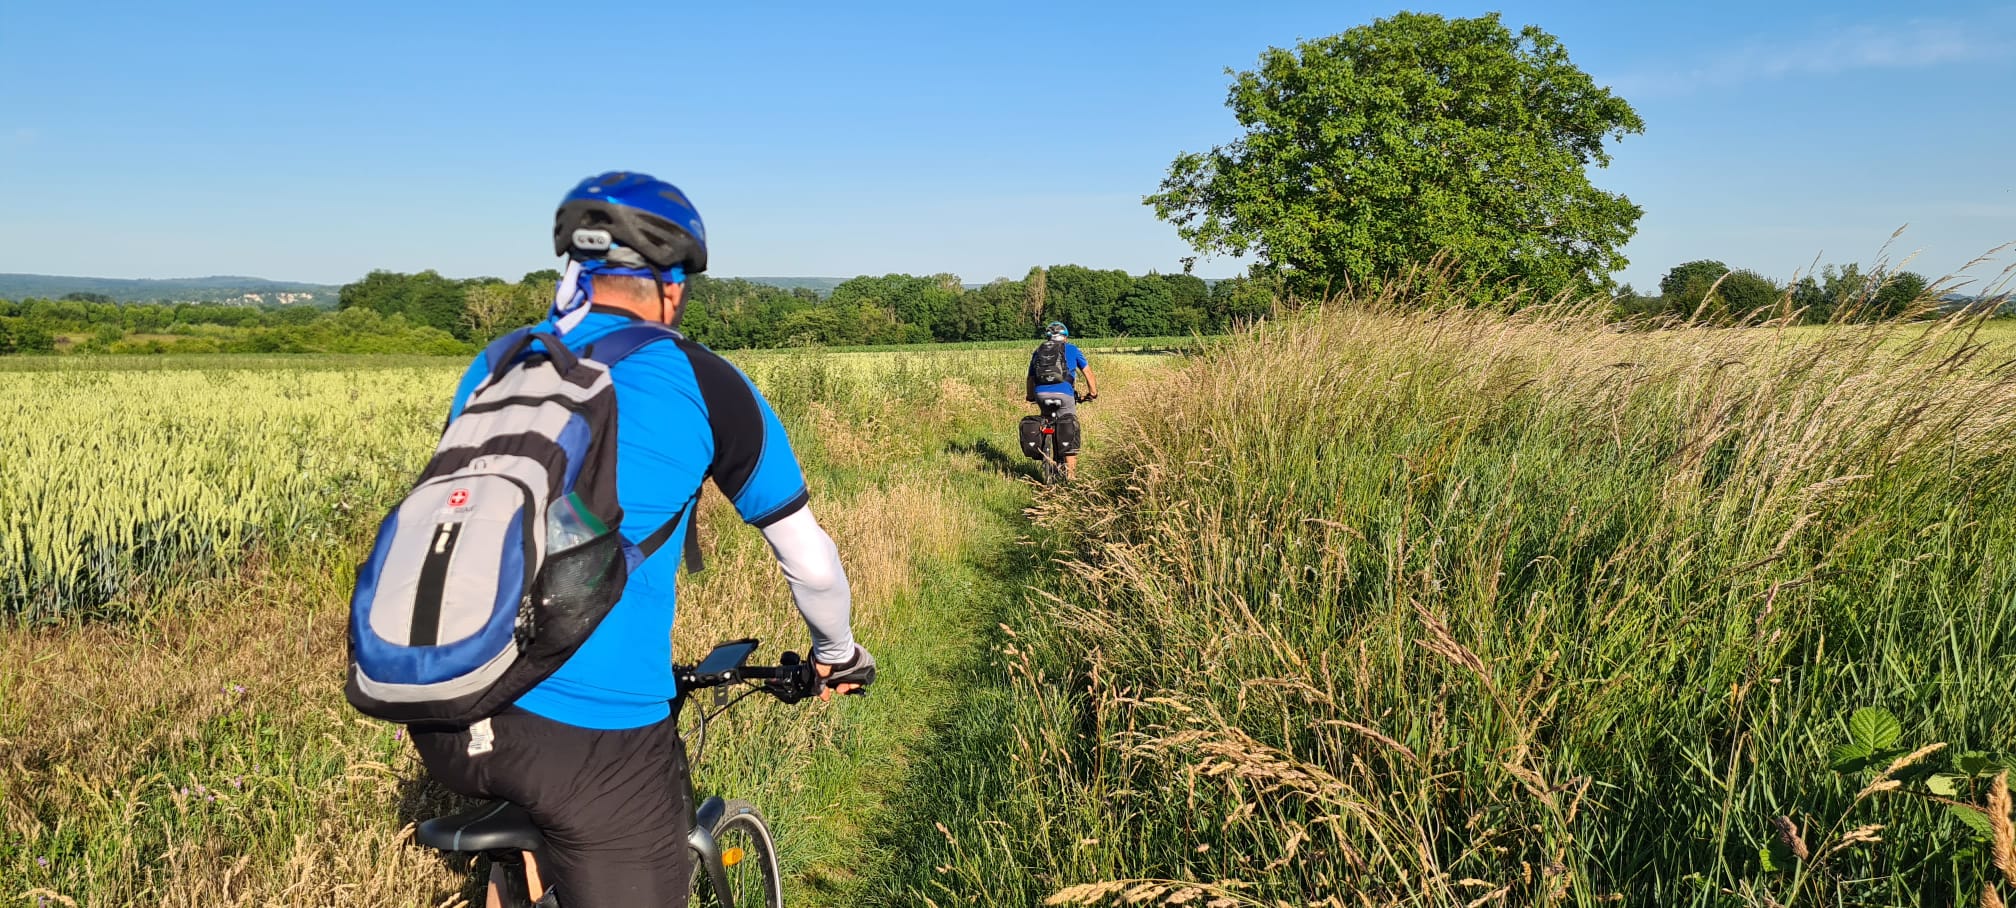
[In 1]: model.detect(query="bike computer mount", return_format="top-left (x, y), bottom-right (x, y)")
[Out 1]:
top-left (687, 638), bottom-right (757, 706)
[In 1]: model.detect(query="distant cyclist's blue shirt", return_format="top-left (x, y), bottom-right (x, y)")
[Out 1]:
top-left (1033, 341), bottom-right (1089, 397)
top-left (447, 310), bottom-right (810, 730)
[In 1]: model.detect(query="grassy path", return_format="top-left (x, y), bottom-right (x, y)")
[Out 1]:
top-left (850, 495), bottom-right (1053, 906)
top-left (724, 456), bottom-right (1036, 904)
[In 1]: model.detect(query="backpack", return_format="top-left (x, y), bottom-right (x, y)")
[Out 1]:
top-left (1030, 338), bottom-right (1071, 386)
top-left (345, 324), bottom-right (692, 726)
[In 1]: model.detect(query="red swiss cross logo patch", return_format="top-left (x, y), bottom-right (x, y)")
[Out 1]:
top-left (447, 488), bottom-right (471, 508)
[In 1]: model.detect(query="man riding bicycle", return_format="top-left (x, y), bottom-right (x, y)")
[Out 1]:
top-left (408, 172), bottom-right (876, 907)
top-left (1025, 321), bottom-right (1099, 479)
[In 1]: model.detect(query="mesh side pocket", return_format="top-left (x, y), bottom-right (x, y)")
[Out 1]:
top-left (524, 529), bottom-right (631, 658)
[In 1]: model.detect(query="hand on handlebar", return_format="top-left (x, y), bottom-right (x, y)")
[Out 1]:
top-left (815, 643), bottom-right (877, 701)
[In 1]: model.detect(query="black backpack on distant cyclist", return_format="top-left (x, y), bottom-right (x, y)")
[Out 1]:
top-left (1030, 338), bottom-right (1070, 386)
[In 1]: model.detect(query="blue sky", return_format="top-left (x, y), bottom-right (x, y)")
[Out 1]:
top-left (1, 0), bottom-right (2011, 293)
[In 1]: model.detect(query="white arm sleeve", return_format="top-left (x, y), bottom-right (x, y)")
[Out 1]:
top-left (759, 505), bottom-right (854, 664)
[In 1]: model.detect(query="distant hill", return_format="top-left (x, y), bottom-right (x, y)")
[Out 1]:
top-left (0, 273), bottom-right (342, 306)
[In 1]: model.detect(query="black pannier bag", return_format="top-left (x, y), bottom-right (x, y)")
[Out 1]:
top-left (1018, 415), bottom-right (1049, 459)
top-left (1051, 414), bottom-right (1081, 456)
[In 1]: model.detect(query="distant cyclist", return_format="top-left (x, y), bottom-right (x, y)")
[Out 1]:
top-left (407, 172), bottom-right (876, 907)
top-left (1025, 321), bottom-right (1098, 478)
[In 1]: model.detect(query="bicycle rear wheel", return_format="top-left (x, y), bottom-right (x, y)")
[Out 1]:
top-left (690, 799), bottom-right (782, 908)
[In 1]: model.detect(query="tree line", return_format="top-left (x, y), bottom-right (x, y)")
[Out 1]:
top-left (2, 254), bottom-right (1993, 358)
top-left (1615, 261), bottom-right (1943, 324)
top-left (0, 292), bottom-right (465, 355)
top-left (0, 267), bottom-right (1280, 356)
top-left (334, 266), bottom-right (1279, 348)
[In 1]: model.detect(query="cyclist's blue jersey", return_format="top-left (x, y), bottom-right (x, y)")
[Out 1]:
top-left (447, 309), bottom-right (810, 730)
top-left (1032, 342), bottom-right (1088, 397)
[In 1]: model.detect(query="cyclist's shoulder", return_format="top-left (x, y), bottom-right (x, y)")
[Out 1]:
top-left (664, 334), bottom-right (738, 371)
top-left (663, 336), bottom-right (766, 394)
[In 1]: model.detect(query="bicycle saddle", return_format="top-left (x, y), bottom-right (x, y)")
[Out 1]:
top-left (416, 799), bottom-right (545, 853)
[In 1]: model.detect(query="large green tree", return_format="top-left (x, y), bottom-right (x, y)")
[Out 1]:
top-left (1658, 260), bottom-right (1729, 317)
top-left (1868, 271), bottom-right (1929, 321)
top-left (1148, 12), bottom-right (1644, 300)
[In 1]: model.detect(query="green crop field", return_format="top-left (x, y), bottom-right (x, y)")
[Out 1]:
top-left (4, 309), bottom-right (2014, 908)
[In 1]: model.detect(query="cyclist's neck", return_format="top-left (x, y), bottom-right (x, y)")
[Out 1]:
top-left (589, 279), bottom-right (687, 326)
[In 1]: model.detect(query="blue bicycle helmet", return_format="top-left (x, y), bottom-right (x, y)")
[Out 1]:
top-left (1045, 321), bottom-right (1068, 337)
top-left (553, 171), bottom-right (708, 274)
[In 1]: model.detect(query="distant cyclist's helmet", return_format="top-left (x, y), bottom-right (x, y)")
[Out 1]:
top-left (553, 171), bottom-right (708, 274)
top-left (1046, 321), bottom-right (1068, 338)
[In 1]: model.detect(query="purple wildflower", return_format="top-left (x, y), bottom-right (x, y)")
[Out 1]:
top-left (206, 794), bottom-right (216, 803)
top-left (232, 684), bottom-right (246, 694)
top-left (178, 786), bottom-right (189, 796)
top-left (231, 776), bottom-right (243, 789)
top-left (36, 856), bottom-right (48, 868)
top-left (393, 727), bottom-right (405, 742)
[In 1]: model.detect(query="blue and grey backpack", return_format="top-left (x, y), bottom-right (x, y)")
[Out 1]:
top-left (346, 324), bottom-right (694, 725)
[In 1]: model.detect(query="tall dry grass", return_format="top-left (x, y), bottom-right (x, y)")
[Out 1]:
top-left (894, 289), bottom-right (2016, 906)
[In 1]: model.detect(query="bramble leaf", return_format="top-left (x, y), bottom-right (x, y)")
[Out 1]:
top-left (1831, 741), bottom-right (1874, 772)
top-left (1950, 805), bottom-right (1995, 838)
top-left (1926, 774), bottom-right (1959, 797)
top-left (1849, 707), bottom-right (1901, 752)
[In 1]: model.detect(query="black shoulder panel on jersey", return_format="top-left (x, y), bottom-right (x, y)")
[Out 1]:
top-left (677, 337), bottom-right (766, 503)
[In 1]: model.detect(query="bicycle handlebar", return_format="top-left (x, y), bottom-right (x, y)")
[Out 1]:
top-left (675, 649), bottom-right (863, 705)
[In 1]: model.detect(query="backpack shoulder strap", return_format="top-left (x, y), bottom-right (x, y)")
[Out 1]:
top-left (587, 323), bottom-right (682, 367)
top-left (481, 328), bottom-right (532, 373)
top-left (480, 329), bottom-right (579, 384)
top-left (596, 323), bottom-right (706, 574)
top-left (637, 490), bottom-right (707, 573)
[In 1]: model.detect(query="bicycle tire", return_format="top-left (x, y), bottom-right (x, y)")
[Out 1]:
top-left (471, 853), bottom-right (536, 908)
top-left (690, 799), bottom-right (783, 908)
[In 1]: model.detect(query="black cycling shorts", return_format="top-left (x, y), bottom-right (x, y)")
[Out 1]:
top-left (412, 707), bottom-right (693, 907)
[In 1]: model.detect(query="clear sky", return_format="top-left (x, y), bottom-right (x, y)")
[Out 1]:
top-left (1, 1), bottom-right (2011, 293)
